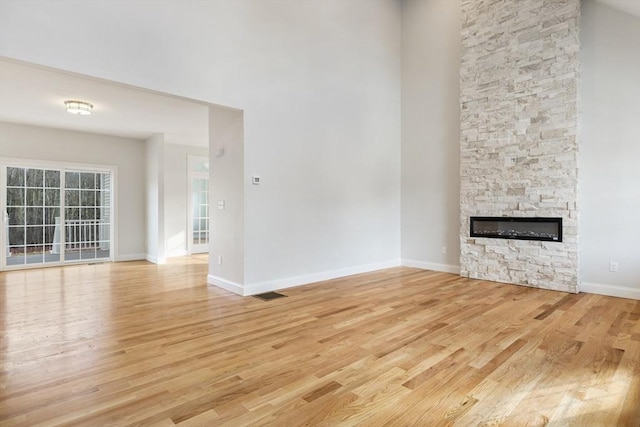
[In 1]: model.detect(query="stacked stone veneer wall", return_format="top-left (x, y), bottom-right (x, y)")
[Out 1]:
top-left (459, 0), bottom-right (580, 293)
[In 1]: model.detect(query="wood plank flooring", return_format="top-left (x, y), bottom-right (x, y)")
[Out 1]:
top-left (1, 256), bottom-right (639, 426)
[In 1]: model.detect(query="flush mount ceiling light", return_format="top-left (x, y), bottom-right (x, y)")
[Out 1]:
top-left (64, 100), bottom-right (93, 115)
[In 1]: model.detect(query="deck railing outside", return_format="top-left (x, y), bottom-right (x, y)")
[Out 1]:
top-left (52, 217), bottom-right (109, 254)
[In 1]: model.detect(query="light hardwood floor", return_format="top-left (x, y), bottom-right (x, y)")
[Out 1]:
top-left (1, 256), bottom-right (639, 426)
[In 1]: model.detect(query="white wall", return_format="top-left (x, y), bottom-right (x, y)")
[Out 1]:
top-left (580, 0), bottom-right (640, 298)
top-left (164, 143), bottom-right (208, 258)
top-left (208, 107), bottom-right (245, 291)
top-left (0, 0), bottom-right (403, 292)
top-left (400, 0), bottom-right (461, 273)
top-left (237, 3), bottom-right (402, 289)
top-left (0, 122), bottom-right (146, 260)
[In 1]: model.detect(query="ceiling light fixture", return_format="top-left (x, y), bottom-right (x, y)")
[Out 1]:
top-left (64, 100), bottom-right (93, 115)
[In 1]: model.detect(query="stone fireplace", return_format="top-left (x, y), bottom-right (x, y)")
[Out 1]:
top-left (459, 0), bottom-right (580, 293)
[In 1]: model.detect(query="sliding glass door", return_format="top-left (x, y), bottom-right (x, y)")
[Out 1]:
top-left (2, 163), bottom-right (113, 269)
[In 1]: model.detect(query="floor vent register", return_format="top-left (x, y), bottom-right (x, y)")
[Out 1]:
top-left (253, 291), bottom-right (287, 301)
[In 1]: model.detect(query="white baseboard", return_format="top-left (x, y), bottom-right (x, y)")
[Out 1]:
top-left (115, 253), bottom-right (146, 262)
top-left (209, 259), bottom-right (402, 297)
top-left (207, 275), bottom-right (244, 296)
top-left (402, 259), bottom-right (461, 274)
top-left (580, 282), bottom-right (640, 300)
top-left (243, 259), bottom-right (402, 296)
top-left (145, 255), bottom-right (166, 265)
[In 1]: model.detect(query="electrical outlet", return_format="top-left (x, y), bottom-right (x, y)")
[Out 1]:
top-left (609, 261), bottom-right (618, 272)
top-left (442, 246), bottom-right (447, 255)
top-left (218, 256), bottom-right (223, 265)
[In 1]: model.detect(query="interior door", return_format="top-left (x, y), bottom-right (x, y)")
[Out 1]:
top-left (190, 173), bottom-right (210, 254)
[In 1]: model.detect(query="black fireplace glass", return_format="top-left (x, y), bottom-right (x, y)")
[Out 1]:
top-left (470, 217), bottom-right (562, 242)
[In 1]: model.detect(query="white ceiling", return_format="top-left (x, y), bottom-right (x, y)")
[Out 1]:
top-left (596, 0), bottom-right (640, 17)
top-left (0, 59), bottom-right (211, 147)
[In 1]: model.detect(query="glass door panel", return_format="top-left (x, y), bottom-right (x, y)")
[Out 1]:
top-left (5, 167), bottom-right (60, 266)
top-left (64, 170), bottom-right (111, 262)
top-left (191, 176), bottom-right (209, 253)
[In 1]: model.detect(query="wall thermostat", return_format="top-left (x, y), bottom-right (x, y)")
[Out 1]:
top-left (252, 176), bottom-right (261, 185)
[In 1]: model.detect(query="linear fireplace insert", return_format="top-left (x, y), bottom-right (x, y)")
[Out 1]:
top-left (470, 217), bottom-right (562, 242)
